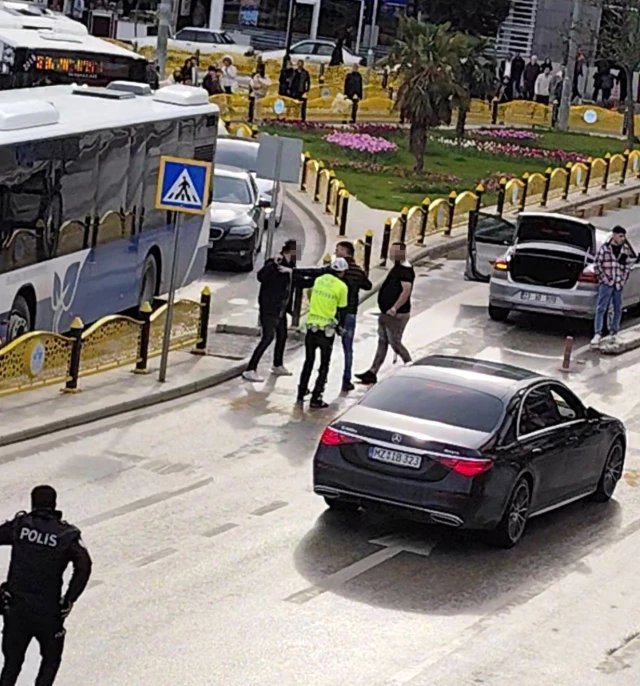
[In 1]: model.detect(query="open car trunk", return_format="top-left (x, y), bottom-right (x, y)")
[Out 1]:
top-left (510, 245), bottom-right (587, 289)
top-left (510, 214), bottom-right (594, 289)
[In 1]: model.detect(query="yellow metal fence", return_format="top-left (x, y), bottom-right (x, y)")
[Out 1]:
top-left (0, 295), bottom-right (209, 398)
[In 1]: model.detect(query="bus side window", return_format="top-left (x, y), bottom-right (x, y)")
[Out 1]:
top-left (127, 125), bottom-right (145, 236)
top-left (0, 144), bottom-right (39, 274)
top-left (95, 127), bottom-right (131, 246)
top-left (142, 118), bottom-right (179, 232)
top-left (177, 118), bottom-right (195, 160)
top-left (58, 133), bottom-right (98, 255)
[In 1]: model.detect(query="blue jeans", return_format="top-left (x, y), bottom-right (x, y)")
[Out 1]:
top-left (341, 314), bottom-right (357, 384)
top-left (594, 284), bottom-right (623, 336)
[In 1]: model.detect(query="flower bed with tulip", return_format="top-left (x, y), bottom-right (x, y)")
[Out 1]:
top-left (262, 122), bottom-right (626, 211)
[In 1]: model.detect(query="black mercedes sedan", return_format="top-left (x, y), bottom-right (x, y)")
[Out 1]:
top-left (313, 356), bottom-right (626, 548)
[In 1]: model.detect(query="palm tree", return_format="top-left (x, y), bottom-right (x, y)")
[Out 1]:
top-left (455, 36), bottom-right (497, 139)
top-left (387, 18), bottom-right (468, 172)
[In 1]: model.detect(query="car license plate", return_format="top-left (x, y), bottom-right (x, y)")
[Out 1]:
top-left (369, 446), bottom-right (422, 469)
top-left (520, 292), bottom-right (557, 304)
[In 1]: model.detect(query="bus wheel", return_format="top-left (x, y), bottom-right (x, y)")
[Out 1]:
top-left (139, 254), bottom-right (158, 310)
top-left (7, 295), bottom-right (32, 343)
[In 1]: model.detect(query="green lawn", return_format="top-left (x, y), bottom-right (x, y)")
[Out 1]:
top-left (263, 124), bottom-right (629, 212)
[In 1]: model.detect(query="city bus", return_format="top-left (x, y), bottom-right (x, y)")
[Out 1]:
top-left (0, 82), bottom-right (219, 343)
top-left (0, 1), bottom-right (148, 90)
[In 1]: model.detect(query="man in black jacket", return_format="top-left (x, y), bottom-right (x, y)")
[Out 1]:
top-left (344, 65), bottom-right (363, 102)
top-left (289, 61), bottom-right (311, 101)
top-left (0, 485), bottom-right (92, 686)
top-left (335, 241), bottom-right (371, 391)
top-left (243, 239), bottom-right (297, 383)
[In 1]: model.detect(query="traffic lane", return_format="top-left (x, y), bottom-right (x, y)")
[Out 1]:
top-left (2, 257), bottom-right (640, 684)
top-left (175, 199), bottom-right (322, 326)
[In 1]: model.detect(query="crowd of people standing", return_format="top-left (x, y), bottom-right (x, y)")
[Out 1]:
top-left (498, 51), bottom-right (631, 109)
top-left (242, 239), bottom-right (415, 409)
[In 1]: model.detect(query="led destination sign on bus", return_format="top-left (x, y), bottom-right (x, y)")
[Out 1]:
top-left (33, 55), bottom-right (104, 75)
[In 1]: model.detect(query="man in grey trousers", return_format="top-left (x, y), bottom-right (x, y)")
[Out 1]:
top-left (356, 242), bottom-right (415, 385)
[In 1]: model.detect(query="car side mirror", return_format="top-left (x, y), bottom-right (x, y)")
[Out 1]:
top-left (258, 199), bottom-right (271, 208)
top-left (586, 406), bottom-right (600, 422)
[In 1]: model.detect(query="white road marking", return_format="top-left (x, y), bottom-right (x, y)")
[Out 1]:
top-left (285, 534), bottom-right (437, 605)
top-left (228, 298), bottom-right (250, 306)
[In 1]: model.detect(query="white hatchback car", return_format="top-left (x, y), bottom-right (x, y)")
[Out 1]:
top-left (136, 27), bottom-right (254, 56)
top-left (259, 39), bottom-right (363, 65)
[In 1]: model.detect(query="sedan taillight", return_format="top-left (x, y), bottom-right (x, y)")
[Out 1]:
top-left (434, 456), bottom-right (493, 477)
top-left (320, 427), bottom-right (360, 446)
top-left (578, 270), bottom-right (597, 284)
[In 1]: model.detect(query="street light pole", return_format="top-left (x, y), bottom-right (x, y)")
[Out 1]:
top-left (282, 0), bottom-right (296, 69)
top-left (157, 0), bottom-right (172, 81)
top-left (356, 0), bottom-right (365, 55)
top-left (557, 0), bottom-right (582, 131)
top-left (367, 0), bottom-right (380, 67)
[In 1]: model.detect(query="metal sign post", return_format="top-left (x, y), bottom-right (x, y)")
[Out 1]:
top-left (155, 155), bottom-right (212, 383)
top-left (264, 138), bottom-right (283, 261)
top-left (158, 213), bottom-right (181, 382)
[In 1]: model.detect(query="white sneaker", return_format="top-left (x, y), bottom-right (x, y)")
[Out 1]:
top-left (590, 334), bottom-right (602, 347)
top-left (242, 370), bottom-right (264, 383)
top-left (271, 365), bottom-right (292, 376)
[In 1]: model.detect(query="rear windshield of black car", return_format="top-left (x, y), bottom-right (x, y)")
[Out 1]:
top-left (360, 376), bottom-right (504, 433)
top-left (215, 143), bottom-right (258, 173)
top-left (516, 216), bottom-right (594, 252)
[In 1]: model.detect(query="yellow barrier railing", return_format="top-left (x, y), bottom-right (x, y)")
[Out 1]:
top-left (0, 291), bottom-right (211, 398)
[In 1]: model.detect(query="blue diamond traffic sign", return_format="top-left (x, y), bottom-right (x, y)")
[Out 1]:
top-left (155, 156), bottom-right (212, 215)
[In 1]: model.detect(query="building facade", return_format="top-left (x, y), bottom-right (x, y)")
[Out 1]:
top-left (496, 0), bottom-right (602, 62)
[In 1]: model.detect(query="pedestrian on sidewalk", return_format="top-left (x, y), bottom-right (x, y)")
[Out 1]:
top-left (243, 240), bottom-right (298, 383)
top-left (591, 226), bottom-right (636, 347)
top-left (297, 258), bottom-right (349, 409)
top-left (356, 242), bottom-right (415, 385)
top-left (335, 241), bottom-right (372, 392)
top-left (0, 485), bottom-right (92, 686)
top-left (534, 66), bottom-right (552, 105)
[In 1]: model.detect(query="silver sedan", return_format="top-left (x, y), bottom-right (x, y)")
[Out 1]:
top-left (465, 211), bottom-right (640, 325)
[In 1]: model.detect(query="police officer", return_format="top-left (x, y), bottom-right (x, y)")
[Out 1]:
top-left (297, 257), bottom-right (349, 409)
top-left (0, 485), bottom-right (92, 686)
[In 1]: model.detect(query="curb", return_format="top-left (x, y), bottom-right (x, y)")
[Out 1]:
top-left (0, 359), bottom-right (249, 449)
top-left (285, 187), bottom-right (335, 259)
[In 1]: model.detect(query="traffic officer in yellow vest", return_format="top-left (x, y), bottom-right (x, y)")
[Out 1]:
top-left (297, 257), bottom-right (349, 409)
top-left (0, 485), bottom-right (92, 686)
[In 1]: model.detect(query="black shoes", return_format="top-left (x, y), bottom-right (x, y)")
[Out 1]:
top-left (355, 371), bottom-right (377, 385)
top-left (342, 381), bottom-right (355, 392)
top-left (309, 397), bottom-right (329, 409)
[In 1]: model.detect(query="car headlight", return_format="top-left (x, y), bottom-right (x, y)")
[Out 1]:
top-left (228, 225), bottom-right (255, 238)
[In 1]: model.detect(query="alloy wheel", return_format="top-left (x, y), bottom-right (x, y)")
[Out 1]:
top-left (507, 482), bottom-right (530, 543)
top-left (604, 444), bottom-right (624, 497)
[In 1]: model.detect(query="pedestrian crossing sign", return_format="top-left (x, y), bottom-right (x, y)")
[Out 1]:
top-left (155, 156), bottom-right (212, 215)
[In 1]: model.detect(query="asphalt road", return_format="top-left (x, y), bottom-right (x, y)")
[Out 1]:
top-left (3, 207), bottom-right (640, 685)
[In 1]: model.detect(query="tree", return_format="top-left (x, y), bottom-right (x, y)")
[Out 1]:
top-left (416, 0), bottom-right (511, 38)
top-left (455, 36), bottom-right (497, 139)
top-left (387, 18), bottom-right (468, 172)
top-left (592, 0), bottom-right (640, 147)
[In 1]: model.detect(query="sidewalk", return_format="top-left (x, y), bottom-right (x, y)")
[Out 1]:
top-left (1, 179), bottom-right (638, 448)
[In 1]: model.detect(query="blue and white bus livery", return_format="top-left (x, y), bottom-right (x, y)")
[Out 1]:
top-left (0, 82), bottom-right (218, 343)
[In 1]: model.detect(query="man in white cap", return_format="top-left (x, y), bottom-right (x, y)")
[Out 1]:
top-left (297, 258), bottom-right (349, 409)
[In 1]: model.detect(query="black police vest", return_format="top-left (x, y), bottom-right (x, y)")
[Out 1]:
top-left (6, 510), bottom-right (80, 608)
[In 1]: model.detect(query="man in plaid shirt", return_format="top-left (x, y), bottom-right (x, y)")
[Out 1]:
top-left (591, 226), bottom-right (635, 346)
